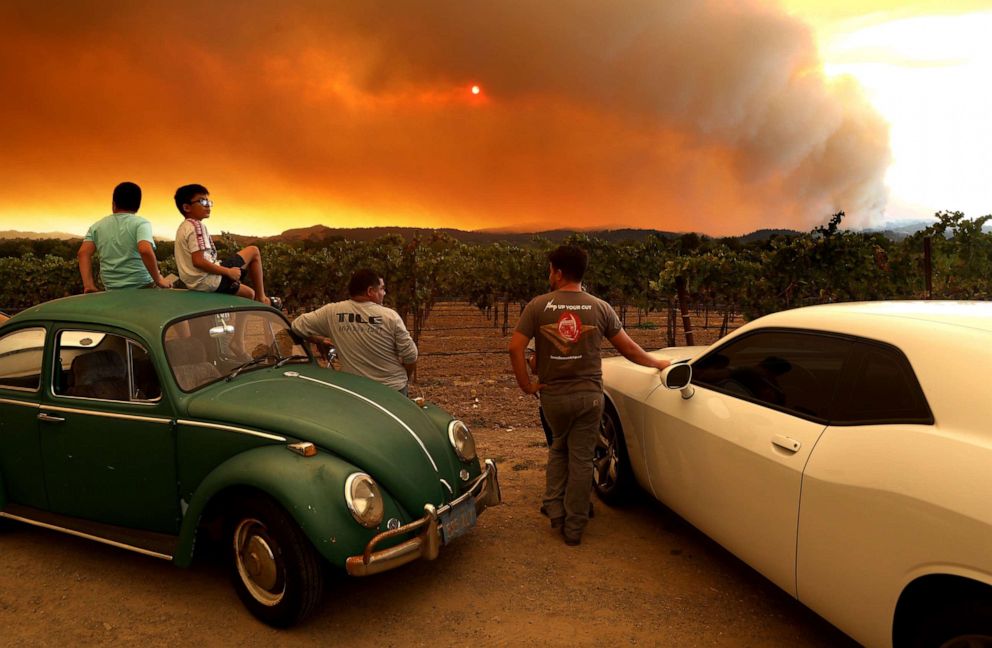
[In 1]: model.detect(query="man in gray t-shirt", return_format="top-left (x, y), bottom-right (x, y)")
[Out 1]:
top-left (509, 245), bottom-right (669, 546)
top-left (292, 269), bottom-right (417, 394)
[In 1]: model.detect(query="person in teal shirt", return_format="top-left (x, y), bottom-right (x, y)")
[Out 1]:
top-left (78, 182), bottom-right (172, 291)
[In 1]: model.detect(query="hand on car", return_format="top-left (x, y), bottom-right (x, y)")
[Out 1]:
top-left (155, 277), bottom-right (174, 289)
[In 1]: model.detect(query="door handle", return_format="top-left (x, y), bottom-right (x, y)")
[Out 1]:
top-left (772, 435), bottom-right (801, 452)
top-left (37, 413), bottom-right (65, 423)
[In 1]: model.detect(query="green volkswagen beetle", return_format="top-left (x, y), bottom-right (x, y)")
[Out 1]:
top-left (0, 290), bottom-right (500, 627)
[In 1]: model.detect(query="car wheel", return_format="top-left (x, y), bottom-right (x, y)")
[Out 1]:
top-left (228, 497), bottom-right (325, 627)
top-left (593, 405), bottom-right (633, 505)
top-left (908, 597), bottom-right (992, 648)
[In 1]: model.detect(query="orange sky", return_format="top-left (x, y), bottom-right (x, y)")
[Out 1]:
top-left (0, 0), bottom-right (981, 238)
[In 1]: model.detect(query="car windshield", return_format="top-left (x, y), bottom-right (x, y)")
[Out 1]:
top-left (164, 310), bottom-right (309, 391)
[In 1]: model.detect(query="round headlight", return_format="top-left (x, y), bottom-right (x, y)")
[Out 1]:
top-left (344, 473), bottom-right (384, 528)
top-left (448, 419), bottom-right (477, 462)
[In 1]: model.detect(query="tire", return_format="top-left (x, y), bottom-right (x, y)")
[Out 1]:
top-left (228, 496), bottom-right (325, 628)
top-left (593, 404), bottom-right (634, 505)
top-left (907, 597), bottom-right (992, 648)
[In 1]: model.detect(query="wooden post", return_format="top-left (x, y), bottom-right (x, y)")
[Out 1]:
top-left (675, 276), bottom-right (695, 346)
top-left (666, 300), bottom-right (676, 347)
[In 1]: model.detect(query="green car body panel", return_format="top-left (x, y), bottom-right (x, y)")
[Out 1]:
top-left (0, 289), bottom-right (487, 571)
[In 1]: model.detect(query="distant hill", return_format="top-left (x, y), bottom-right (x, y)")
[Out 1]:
top-left (230, 225), bottom-right (690, 246)
top-left (737, 228), bottom-right (803, 242)
top-left (0, 230), bottom-right (81, 240)
top-left (0, 221), bottom-right (947, 245)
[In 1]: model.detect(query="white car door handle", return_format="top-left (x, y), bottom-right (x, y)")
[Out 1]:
top-left (772, 435), bottom-right (801, 452)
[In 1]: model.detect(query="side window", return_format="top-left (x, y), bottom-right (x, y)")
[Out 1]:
top-left (0, 327), bottom-right (46, 391)
top-left (54, 330), bottom-right (160, 402)
top-left (693, 330), bottom-right (852, 420)
top-left (831, 342), bottom-right (932, 425)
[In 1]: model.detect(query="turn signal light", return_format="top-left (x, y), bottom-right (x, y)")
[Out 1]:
top-left (287, 442), bottom-right (317, 457)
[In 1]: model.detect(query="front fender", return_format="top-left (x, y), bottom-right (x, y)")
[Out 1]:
top-left (174, 445), bottom-right (407, 568)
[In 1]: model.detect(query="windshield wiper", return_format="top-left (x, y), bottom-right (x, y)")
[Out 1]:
top-left (226, 354), bottom-right (279, 381)
top-left (275, 354), bottom-right (310, 368)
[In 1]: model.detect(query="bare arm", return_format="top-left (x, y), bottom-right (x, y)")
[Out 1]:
top-left (137, 241), bottom-right (172, 288)
top-left (608, 329), bottom-right (671, 371)
top-left (191, 249), bottom-right (241, 280)
top-left (509, 331), bottom-right (541, 394)
top-left (77, 241), bottom-right (99, 293)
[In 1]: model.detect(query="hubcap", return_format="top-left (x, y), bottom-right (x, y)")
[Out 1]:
top-left (233, 518), bottom-right (286, 606)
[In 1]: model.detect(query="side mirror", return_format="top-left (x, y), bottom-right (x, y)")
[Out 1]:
top-left (661, 363), bottom-right (694, 399)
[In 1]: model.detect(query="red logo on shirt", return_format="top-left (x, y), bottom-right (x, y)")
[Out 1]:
top-left (557, 312), bottom-right (581, 342)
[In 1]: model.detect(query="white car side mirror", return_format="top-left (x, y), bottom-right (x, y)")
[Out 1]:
top-left (661, 363), bottom-right (694, 399)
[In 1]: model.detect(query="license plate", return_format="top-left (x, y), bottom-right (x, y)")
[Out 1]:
top-left (439, 497), bottom-right (477, 545)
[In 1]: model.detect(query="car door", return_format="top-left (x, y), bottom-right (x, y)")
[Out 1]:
top-left (639, 329), bottom-right (852, 595)
top-left (0, 325), bottom-right (49, 510)
top-left (39, 326), bottom-right (179, 534)
top-left (797, 338), bottom-right (941, 646)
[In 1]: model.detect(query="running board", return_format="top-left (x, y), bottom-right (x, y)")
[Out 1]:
top-left (0, 503), bottom-right (177, 561)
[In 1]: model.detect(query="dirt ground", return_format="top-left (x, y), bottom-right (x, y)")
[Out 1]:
top-left (0, 304), bottom-right (858, 647)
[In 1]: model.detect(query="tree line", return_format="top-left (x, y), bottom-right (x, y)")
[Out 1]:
top-left (2, 211), bottom-right (989, 345)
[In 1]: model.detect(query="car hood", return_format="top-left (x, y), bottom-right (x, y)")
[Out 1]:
top-left (602, 346), bottom-right (708, 368)
top-left (183, 365), bottom-right (461, 513)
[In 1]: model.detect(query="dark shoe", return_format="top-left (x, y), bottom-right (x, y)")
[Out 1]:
top-left (550, 516), bottom-right (564, 529)
top-left (563, 534), bottom-right (581, 546)
top-left (539, 505), bottom-right (549, 518)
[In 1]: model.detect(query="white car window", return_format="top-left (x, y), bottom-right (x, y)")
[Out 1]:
top-left (830, 341), bottom-right (932, 425)
top-left (692, 330), bottom-right (851, 420)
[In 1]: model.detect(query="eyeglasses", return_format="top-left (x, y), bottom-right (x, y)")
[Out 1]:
top-left (189, 198), bottom-right (213, 208)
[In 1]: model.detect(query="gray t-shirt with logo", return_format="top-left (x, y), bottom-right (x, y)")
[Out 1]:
top-left (515, 289), bottom-right (622, 395)
top-left (291, 299), bottom-right (418, 390)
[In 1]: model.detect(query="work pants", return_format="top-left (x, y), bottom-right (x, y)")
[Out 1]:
top-left (540, 390), bottom-right (603, 540)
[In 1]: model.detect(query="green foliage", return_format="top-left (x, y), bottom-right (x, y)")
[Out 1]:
top-left (0, 254), bottom-right (83, 308)
top-left (5, 211), bottom-right (992, 329)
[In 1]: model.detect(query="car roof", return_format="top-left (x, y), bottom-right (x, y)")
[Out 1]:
top-left (5, 289), bottom-right (270, 342)
top-left (752, 300), bottom-right (992, 334)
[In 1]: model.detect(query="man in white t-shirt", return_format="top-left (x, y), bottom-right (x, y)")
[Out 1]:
top-left (173, 183), bottom-right (271, 305)
top-left (291, 269), bottom-right (418, 394)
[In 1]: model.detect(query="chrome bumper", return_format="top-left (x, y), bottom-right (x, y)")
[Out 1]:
top-left (345, 459), bottom-right (502, 577)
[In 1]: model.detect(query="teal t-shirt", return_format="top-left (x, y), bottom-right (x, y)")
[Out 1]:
top-left (84, 213), bottom-right (155, 289)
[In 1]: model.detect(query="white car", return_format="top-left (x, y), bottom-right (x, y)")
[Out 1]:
top-left (598, 301), bottom-right (992, 648)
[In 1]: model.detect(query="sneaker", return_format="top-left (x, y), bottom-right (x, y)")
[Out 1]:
top-left (563, 534), bottom-right (581, 546)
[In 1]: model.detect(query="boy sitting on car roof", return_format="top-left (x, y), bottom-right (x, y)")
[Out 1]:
top-left (172, 183), bottom-right (273, 306)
